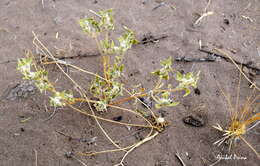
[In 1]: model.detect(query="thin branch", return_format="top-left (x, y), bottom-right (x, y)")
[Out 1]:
top-left (193, 11), bottom-right (214, 26)
top-left (240, 136), bottom-right (260, 159)
top-left (34, 149), bottom-right (38, 166)
top-left (175, 151), bottom-right (186, 166)
top-left (41, 0), bottom-right (44, 9)
top-left (204, 0), bottom-right (212, 12)
top-left (213, 48), bottom-right (260, 91)
top-left (115, 132), bottom-right (159, 166)
top-left (247, 120), bottom-right (260, 132)
top-left (208, 158), bottom-right (221, 166)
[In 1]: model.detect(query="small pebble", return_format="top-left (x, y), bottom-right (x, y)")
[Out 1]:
top-left (194, 88), bottom-right (201, 95)
top-left (113, 116), bottom-right (123, 121)
top-left (183, 114), bottom-right (205, 127)
top-left (224, 18), bottom-right (230, 25)
top-left (65, 152), bottom-right (73, 158)
top-left (14, 133), bottom-right (20, 136)
top-left (155, 160), bottom-right (168, 166)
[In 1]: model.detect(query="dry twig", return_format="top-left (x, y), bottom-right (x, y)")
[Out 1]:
top-left (193, 11), bottom-right (214, 26)
top-left (204, 0), bottom-right (212, 12)
top-left (208, 158), bottom-right (221, 166)
top-left (34, 149), bottom-right (38, 166)
top-left (175, 151), bottom-right (186, 166)
top-left (41, 0), bottom-right (44, 9)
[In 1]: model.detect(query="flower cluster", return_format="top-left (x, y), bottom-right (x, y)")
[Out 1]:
top-left (150, 57), bottom-right (200, 108)
top-left (100, 27), bottom-right (138, 55)
top-left (176, 71), bottom-right (200, 96)
top-left (79, 9), bottom-right (114, 37)
top-left (153, 91), bottom-right (179, 109)
top-left (17, 56), bottom-right (51, 93)
top-left (116, 26), bottom-right (138, 54)
top-left (90, 75), bottom-right (123, 111)
top-left (79, 9), bottom-right (138, 56)
top-left (50, 91), bottom-right (75, 107)
top-left (98, 9), bottom-right (114, 31)
top-left (17, 55), bottom-right (74, 107)
top-left (151, 57), bottom-right (173, 80)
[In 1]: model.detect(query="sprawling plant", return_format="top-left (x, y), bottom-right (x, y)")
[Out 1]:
top-left (17, 8), bottom-right (200, 123)
top-left (17, 8), bottom-right (200, 164)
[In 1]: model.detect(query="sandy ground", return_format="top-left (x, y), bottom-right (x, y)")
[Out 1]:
top-left (0, 0), bottom-right (260, 166)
